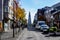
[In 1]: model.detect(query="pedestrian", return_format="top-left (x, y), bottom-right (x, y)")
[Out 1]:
top-left (4, 23), bottom-right (8, 32)
top-left (12, 21), bottom-right (17, 34)
top-left (17, 20), bottom-right (21, 32)
top-left (12, 21), bottom-right (16, 28)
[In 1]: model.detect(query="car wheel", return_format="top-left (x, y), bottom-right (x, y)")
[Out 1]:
top-left (53, 32), bottom-right (56, 35)
top-left (43, 31), bottom-right (49, 34)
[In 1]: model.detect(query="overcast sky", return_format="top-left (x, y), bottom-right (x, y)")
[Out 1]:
top-left (19, 0), bottom-right (60, 23)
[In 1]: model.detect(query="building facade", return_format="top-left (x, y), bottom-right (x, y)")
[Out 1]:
top-left (8, 0), bottom-right (18, 29)
top-left (53, 10), bottom-right (60, 28)
top-left (37, 9), bottom-right (46, 21)
top-left (8, 0), bottom-right (14, 29)
top-left (44, 7), bottom-right (56, 26)
top-left (28, 12), bottom-right (31, 29)
top-left (3, 0), bottom-right (10, 31)
top-left (0, 0), bottom-right (3, 32)
top-left (52, 3), bottom-right (60, 10)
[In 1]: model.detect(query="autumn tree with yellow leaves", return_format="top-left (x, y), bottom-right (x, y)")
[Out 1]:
top-left (16, 7), bottom-right (26, 20)
top-left (9, 1), bottom-right (27, 24)
top-left (17, 7), bottom-right (27, 24)
top-left (9, 5), bottom-right (26, 20)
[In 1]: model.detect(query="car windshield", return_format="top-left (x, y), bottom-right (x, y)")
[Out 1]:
top-left (41, 25), bottom-right (47, 27)
top-left (39, 23), bottom-right (45, 25)
top-left (41, 26), bottom-right (46, 27)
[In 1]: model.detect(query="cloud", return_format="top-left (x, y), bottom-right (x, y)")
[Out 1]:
top-left (32, 0), bottom-right (40, 5)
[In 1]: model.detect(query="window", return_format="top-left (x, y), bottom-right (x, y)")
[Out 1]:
top-left (11, 2), bottom-right (13, 5)
top-left (56, 6), bottom-right (60, 10)
top-left (39, 13), bottom-right (42, 15)
top-left (4, 6), bottom-right (8, 12)
top-left (59, 13), bottom-right (60, 20)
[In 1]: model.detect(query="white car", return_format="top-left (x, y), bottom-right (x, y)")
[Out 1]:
top-left (35, 24), bottom-right (41, 29)
top-left (35, 21), bottom-right (45, 29)
top-left (40, 24), bottom-right (49, 32)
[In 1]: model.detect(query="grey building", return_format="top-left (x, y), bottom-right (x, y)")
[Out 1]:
top-left (0, 0), bottom-right (3, 32)
top-left (0, 0), bottom-right (2, 21)
top-left (52, 2), bottom-right (60, 10)
top-left (3, 0), bottom-right (10, 32)
top-left (28, 12), bottom-right (31, 29)
top-left (3, 0), bottom-right (9, 23)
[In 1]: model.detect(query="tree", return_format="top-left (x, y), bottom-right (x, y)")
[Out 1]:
top-left (9, 6), bottom-right (26, 20)
top-left (9, 3), bottom-right (26, 25)
top-left (16, 7), bottom-right (26, 20)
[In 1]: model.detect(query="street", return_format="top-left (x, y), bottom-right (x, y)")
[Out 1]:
top-left (1, 27), bottom-right (60, 40)
top-left (0, 0), bottom-right (60, 40)
top-left (18, 28), bottom-right (60, 40)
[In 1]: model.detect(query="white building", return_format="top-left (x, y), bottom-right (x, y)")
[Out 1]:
top-left (8, 0), bottom-right (18, 29)
top-left (8, 0), bottom-right (14, 29)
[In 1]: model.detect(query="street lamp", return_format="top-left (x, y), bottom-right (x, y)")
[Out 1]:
top-left (12, 15), bottom-right (15, 38)
top-left (13, 0), bottom-right (15, 38)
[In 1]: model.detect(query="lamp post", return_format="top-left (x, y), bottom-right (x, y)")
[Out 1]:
top-left (13, 0), bottom-right (15, 38)
top-left (13, 15), bottom-right (15, 37)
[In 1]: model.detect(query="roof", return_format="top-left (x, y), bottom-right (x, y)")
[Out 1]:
top-left (52, 10), bottom-right (60, 15)
top-left (52, 2), bottom-right (60, 8)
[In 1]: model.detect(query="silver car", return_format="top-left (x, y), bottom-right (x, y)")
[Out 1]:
top-left (40, 24), bottom-right (49, 32)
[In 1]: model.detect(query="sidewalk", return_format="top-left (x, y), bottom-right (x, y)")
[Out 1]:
top-left (1, 28), bottom-right (23, 40)
top-left (17, 28), bottom-right (27, 40)
top-left (17, 28), bottom-right (38, 40)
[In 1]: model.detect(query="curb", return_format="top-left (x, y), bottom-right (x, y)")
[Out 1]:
top-left (16, 28), bottom-right (26, 40)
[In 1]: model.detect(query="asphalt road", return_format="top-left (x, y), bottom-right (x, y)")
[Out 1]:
top-left (18, 28), bottom-right (60, 40)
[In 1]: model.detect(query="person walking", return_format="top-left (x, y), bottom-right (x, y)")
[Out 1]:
top-left (17, 19), bottom-right (21, 32)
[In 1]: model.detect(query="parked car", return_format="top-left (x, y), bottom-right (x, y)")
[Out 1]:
top-left (35, 21), bottom-right (45, 30)
top-left (40, 24), bottom-right (49, 32)
top-left (35, 23), bottom-right (41, 29)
